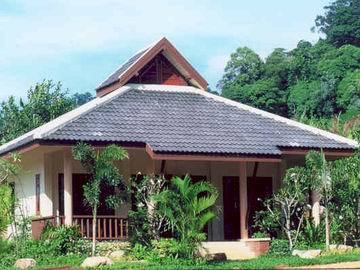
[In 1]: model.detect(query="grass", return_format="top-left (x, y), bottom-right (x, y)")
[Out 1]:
top-left (102, 249), bottom-right (360, 270)
top-left (1, 249), bottom-right (359, 269)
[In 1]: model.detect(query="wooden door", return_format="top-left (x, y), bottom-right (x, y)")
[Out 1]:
top-left (223, 176), bottom-right (240, 240)
top-left (247, 177), bottom-right (273, 236)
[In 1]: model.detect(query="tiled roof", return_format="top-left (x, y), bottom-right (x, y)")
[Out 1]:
top-left (1, 84), bottom-right (355, 156)
top-left (96, 48), bottom-right (149, 90)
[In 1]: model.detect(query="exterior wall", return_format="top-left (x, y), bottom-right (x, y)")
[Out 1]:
top-left (9, 145), bottom-right (320, 240)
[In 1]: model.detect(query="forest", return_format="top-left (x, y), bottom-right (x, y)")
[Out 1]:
top-left (219, 0), bottom-right (359, 140)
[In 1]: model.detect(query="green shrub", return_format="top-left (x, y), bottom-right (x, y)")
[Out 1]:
top-left (41, 224), bottom-right (90, 255)
top-left (296, 219), bottom-right (325, 249)
top-left (130, 243), bottom-right (150, 259)
top-left (252, 231), bottom-right (269, 238)
top-left (151, 238), bottom-right (190, 259)
top-left (269, 239), bottom-right (291, 256)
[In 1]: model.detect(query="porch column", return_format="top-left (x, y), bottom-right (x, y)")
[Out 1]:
top-left (311, 190), bottom-right (321, 226)
top-left (63, 150), bottom-right (73, 225)
top-left (239, 161), bottom-right (248, 239)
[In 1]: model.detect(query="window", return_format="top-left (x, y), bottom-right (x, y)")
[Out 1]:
top-left (35, 174), bottom-right (40, 215)
top-left (58, 174), bottom-right (64, 216)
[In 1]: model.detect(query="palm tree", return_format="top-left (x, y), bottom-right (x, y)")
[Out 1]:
top-left (72, 143), bottom-right (128, 256)
top-left (155, 175), bottom-right (218, 257)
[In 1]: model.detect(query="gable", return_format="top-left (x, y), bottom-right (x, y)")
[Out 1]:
top-left (96, 38), bottom-right (207, 97)
top-left (128, 54), bottom-right (188, 86)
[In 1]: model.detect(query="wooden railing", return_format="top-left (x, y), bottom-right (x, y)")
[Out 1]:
top-left (31, 215), bottom-right (65, 240)
top-left (72, 215), bottom-right (128, 240)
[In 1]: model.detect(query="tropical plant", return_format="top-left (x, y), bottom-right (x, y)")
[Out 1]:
top-left (305, 150), bottom-right (332, 249)
top-left (128, 174), bottom-right (169, 246)
top-left (41, 224), bottom-right (90, 255)
top-left (256, 167), bottom-right (310, 250)
top-left (72, 142), bottom-right (129, 256)
top-left (154, 175), bottom-right (218, 258)
top-left (330, 153), bottom-right (360, 244)
top-left (0, 154), bottom-right (21, 236)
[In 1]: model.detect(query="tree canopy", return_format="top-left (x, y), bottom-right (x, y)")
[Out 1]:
top-left (0, 80), bottom-right (94, 144)
top-left (219, 0), bottom-right (360, 138)
top-left (314, 0), bottom-right (360, 47)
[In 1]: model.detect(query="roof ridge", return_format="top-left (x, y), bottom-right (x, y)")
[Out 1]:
top-left (127, 83), bottom-right (358, 148)
top-left (0, 85), bottom-right (132, 154)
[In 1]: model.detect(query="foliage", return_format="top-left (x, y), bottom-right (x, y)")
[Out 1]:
top-left (0, 80), bottom-right (95, 145)
top-left (329, 154), bottom-right (360, 243)
top-left (154, 175), bottom-right (218, 258)
top-left (268, 239), bottom-right (291, 256)
top-left (41, 224), bottom-right (90, 255)
top-left (217, 0), bottom-right (360, 137)
top-left (314, 0), bottom-right (360, 47)
top-left (255, 167), bottom-right (309, 250)
top-left (128, 174), bottom-right (169, 246)
top-left (0, 154), bottom-right (20, 236)
top-left (72, 92), bottom-right (94, 106)
top-left (251, 231), bottom-right (268, 239)
top-left (72, 142), bottom-right (129, 255)
top-left (0, 80), bottom-right (75, 144)
top-left (104, 249), bottom-right (360, 269)
top-left (0, 153), bottom-right (21, 185)
top-left (0, 185), bottom-right (13, 235)
top-left (337, 70), bottom-right (360, 110)
top-left (297, 218), bottom-right (325, 249)
top-left (219, 47), bottom-right (264, 97)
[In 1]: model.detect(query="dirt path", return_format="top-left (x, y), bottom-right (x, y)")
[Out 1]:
top-left (291, 261), bottom-right (360, 269)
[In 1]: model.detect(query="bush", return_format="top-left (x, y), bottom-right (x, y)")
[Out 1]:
top-left (151, 238), bottom-right (190, 259)
top-left (41, 224), bottom-right (90, 255)
top-left (130, 243), bottom-right (150, 260)
top-left (269, 239), bottom-right (291, 256)
top-left (296, 218), bottom-right (325, 249)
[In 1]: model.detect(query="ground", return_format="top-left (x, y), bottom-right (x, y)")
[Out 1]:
top-left (2, 249), bottom-right (360, 269)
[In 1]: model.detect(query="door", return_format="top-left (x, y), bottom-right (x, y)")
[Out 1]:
top-left (247, 177), bottom-right (273, 236)
top-left (223, 176), bottom-right (240, 240)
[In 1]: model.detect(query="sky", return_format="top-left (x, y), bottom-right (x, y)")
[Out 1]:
top-left (0, 0), bottom-right (330, 101)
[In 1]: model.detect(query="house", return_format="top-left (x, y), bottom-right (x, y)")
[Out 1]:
top-left (1, 38), bottom-right (358, 259)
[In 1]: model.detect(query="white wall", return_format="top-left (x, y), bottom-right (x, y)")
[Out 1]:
top-left (9, 145), bottom-right (307, 240)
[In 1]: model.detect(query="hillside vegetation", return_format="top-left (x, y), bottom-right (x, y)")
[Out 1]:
top-left (219, 0), bottom-right (360, 140)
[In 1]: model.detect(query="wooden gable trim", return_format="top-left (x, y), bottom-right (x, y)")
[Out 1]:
top-left (96, 38), bottom-right (208, 97)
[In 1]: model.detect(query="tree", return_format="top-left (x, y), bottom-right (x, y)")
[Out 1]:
top-left (306, 150), bottom-right (332, 249)
top-left (72, 143), bottom-right (129, 256)
top-left (337, 69), bottom-right (360, 110)
top-left (154, 175), bottom-right (218, 258)
top-left (230, 79), bottom-right (287, 115)
top-left (0, 80), bottom-right (75, 144)
top-left (264, 48), bottom-right (290, 90)
top-left (72, 92), bottom-right (94, 106)
top-left (219, 47), bottom-right (264, 98)
top-left (330, 153), bottom-right (360, 244)
top-left (256, 167), bottom-right (309, 250)
top-left (314, 0), bottom-right (360, 47)
top-left (0, 154), bottom-right (21, 236)
top-left (128, 174), bottom-right (169, 246)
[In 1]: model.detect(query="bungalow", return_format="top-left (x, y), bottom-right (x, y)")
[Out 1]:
top-left (1, 38), bottom-right (358, 259)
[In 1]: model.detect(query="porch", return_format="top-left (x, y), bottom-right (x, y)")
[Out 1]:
top-left (24, 145), bottom-right (296, 243)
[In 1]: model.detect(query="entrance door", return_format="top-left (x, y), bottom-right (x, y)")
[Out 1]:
top-left (247, 177), bottom-right (273, 236)
top-left (223, 176), bottom-right (240, 240)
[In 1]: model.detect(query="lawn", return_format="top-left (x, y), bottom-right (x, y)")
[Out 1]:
top-left (4, 249), bottom-right (357, 270)
top-left (101, 249), bottom-right (360, 270)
